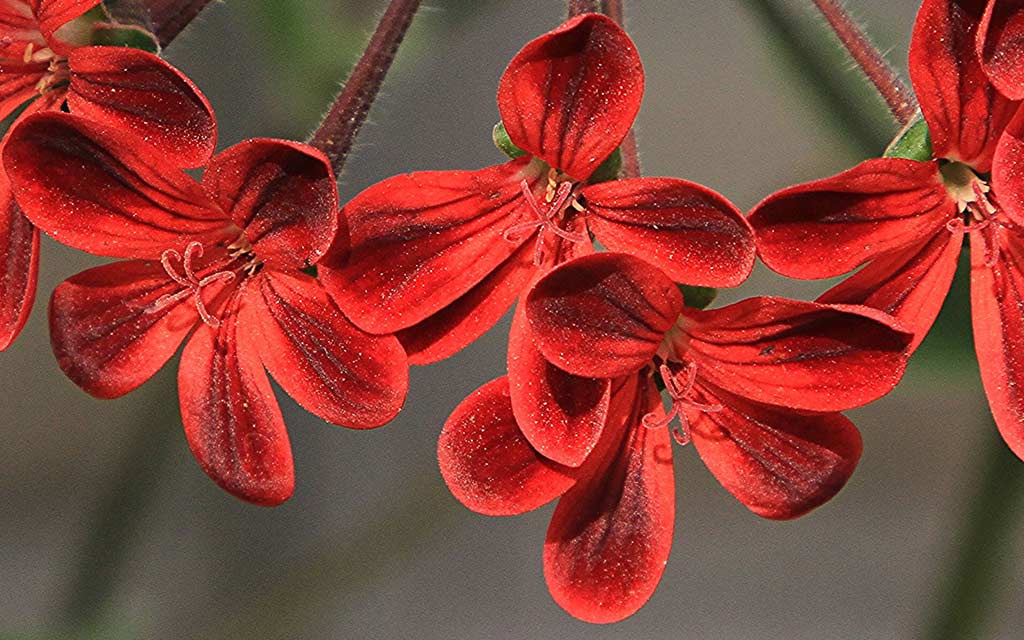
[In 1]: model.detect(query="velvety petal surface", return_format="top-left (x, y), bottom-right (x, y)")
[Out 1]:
top-left (689, 384), bottom-right (862, 520)
top-left (0, 66), bottom-right (47, 122)
top-left (992, 107), bottom-right (1024, 226)
top-left (497, 14), bottom-right (643, 181)
top-left (0, 175), bottom-right (37, 350)
top-left (508, 304), bottom-right (611, 467)
top-left (4, 112), bottom-right (225, 259)
top-left (67, 46), bottom-right (217, 168)
top-left (750, 158), bottom-right (954, 279)
top-left (179, 294), bottom-right (294, 506)
top-left (544, 374), bottom-right (674, 624)
top-left (438, 377), bottom-right (576, 516)
top-left (321, 160), bottom-right (535, 334)
top-left (910, 0), bottom-right (1017, 170)
top-left (527, 253), bottom-right (682, 379)
top-left (978, 0), bottom-right (1024, 100)
top-left (817, 232), bottom-right (962, 351)
top-left (970, 226), bottom-right (1024, 459)
top-left (243, 271), bottom-right (408, 429)
top-left (584, 177), bottom-right (755, 287)
top-left (683, 297), bottom-right (912, 412)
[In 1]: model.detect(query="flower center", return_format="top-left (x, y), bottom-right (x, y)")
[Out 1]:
top-left (643, 362), bottom-right (722, 446)
top-left (939, 162), bottom-right (999, 266)
top-left (23, 43), bottom-right (69, 95)
top-left (502, 168), bottom-right (588, 265)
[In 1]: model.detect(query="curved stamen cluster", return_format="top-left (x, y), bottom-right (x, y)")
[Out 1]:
top-left (503, 172), bottom-right (588, 265)
top-left (23, 43), bottom-right (69, 94)
top-left (643, 362), bottom-right (722, 446)
top-left (150, 241), bottom-right (236, 327)
top-left (945, 175), bottom-right (1000, 267)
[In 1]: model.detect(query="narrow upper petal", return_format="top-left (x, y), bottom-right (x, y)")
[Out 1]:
top-left (497, 14), bottom-right (643, 181)
top-left (689, 383), bottom-right (862, 520)
top-left (969, 226), bottom-right (1024, 459)
top-left (243, 271), bottom-right (408, 429)
top-left (0, 66), bottom-right (47, 122)
top-left (749, 158), bottom-right (954, 279)
top-left (817, 232), bottom-right (962, 352)
top-left (203, 139), bottom-right (337, 269)
top-left (583, 177), bottom-right (755, 287)
top-left (48, 257), bottom-right (219, 398)
top-left (67, 46), bottom-right (217, 168)
top-left (4, 112), bottom-right (225, 259)
top-left (508, 303), bottom-right (611, 468)
top-left (33, 0), bottom-right (99, 53)
top-left (527, 252), bottom-right (682, 379)
top-left (0, 1), bottom-right (43, 58)
top-left (910, 0), bottom-right (1018, 170)
top-left (179, 293), bottom-right (294, 506)
top-left (544, 374), bottom-right (674, 624)
top-left (683, 297), bottom-right (912, 412)
top-left (320, 160), bottom-right (535, 334)
top-left (0, 176), bottom-right (38, 350)
top-left (438, 377), bottom-right (576, 516)
top-left (977, 0), bottom-right (1024, 100)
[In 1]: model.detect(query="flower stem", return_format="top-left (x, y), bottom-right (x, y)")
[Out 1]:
top-left (307, 0), bottom-right (420, 176)
top-left (568, 0), bottom-right (599, 16)
top-left (810, 0), bottom-right (918, 125)
top-left (600, 0), bottom-right (641, 178)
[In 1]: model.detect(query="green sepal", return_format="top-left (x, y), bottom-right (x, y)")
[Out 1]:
top-left (588, 148), bottom-right (622, 184)
top-left (884, 114), bottom-right (933, 162)
top-left (492, 121), bottom-right (527, 159)
top-left (90, 22), bottom-right (160, 53)
top-left (679, 284), bottom-right (717, 310)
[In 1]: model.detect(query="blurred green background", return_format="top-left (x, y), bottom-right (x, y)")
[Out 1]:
top-left (1, 1), bottom-right (1022, 638)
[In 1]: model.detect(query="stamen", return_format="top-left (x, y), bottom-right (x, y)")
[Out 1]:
top-left (148, 241), bottom-right (236, 327)
top-left (502, 179), bottom-right (588, 265)
top-left (643, 363), bottom-right (723, 446)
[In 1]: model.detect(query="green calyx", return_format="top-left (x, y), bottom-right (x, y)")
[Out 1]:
top-left (883, 113), bottom-right (933, 161)
top-left (90, 23), bottom-right (160, 53)
top-left (492, 120), bottom-right (623, 183)
top-left (492, 122), bottom-right (527, 159)
top-left (679, 284), bottom-right (717, 310)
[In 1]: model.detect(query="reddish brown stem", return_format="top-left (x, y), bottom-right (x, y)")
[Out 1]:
top-left (308, 0), bottom-right (420, 176)
top-left (811, 0), bottom-right (918, 125)
top-left (600, 0), bottom-right (641, 178)
top-left (568, 0), bottom-right (599, 17)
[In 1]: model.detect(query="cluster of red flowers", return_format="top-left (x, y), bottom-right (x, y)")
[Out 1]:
top-left (1, 0), bottom-right (1021, 625)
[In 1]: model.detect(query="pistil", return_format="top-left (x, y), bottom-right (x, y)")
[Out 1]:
top-left (149, 241), bottom-right (237, 327)
top-left (643, 362), bottom-right (722, 446)
top-left (503, 173), bottom-right (588, 265)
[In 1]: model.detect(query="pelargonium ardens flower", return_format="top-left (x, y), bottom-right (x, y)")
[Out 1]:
top-left (4, 112), bottom-right (407, 505)
top-left (0, 0), bottom-right (216, 350)
top-left (749, 0), bottom-right (1024, 459)
top-left (439, 252), bottom-right (913, 623)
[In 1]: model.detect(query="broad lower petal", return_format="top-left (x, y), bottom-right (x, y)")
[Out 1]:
top-left (203, 139), bottom-right (337, 270)
top-left (497, 14), bottom-right (643, 182)
top-left (243, 271), bottom-right (408, 429)
top-left (750, 158), bottom-right (954, 279)
top-left (970, 227), bottom-right (1024, 459)
top-left (0, 66), bottom-right (47, 122)
top-left (910, 0), bottom-right (1017, 170)
top-left (683, 297), bottom-right (912, 412)
top-left (818, 232), bottom-right (962, 352)
top-left (0, 177), bottom-right (38, 350)
top-left (4, 112), bottom-right (225, 259)
top-left (508, 304), bottom-right (611, 468)
top-left (67, 46), bottom-right (217, 168)
top-left (438, 377), bottom-right (576, 516)
top-left (584, 177), bottom-right (754, 287)
top-left (544, 374), bottom-right (674, 624)
top-left (320, 160), bottom-right (535, 334)
top-left (179, 295), bottom-right (294, 506)
top-left (527, 252), bottom-right (682, 379)
top-left (689, 384), bottom-right (862, 520)
top-left (49, 258), bottom-right (211, 398)
top-left (992, 107), bottom-right (1024, 227)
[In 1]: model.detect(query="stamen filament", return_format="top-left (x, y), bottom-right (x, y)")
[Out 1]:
top-left (643, 363), bottom-right (723, 446)
top-left (148, 241), bottom-right (236, 327)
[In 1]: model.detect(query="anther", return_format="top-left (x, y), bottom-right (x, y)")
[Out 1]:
top-left (149, 241), bottom-right (236, 327)
top-left (643, 363), bottom-right (722, 446)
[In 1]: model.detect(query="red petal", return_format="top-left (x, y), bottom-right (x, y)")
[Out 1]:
top-left (438, 377), bottom-right (576, 516)
top-left (33, 0), bottom-right (98, 53)
top-left (970, 227), bottom-right (1024, 459)
top-left (497, 14), bottom-right (643, 181)
top-left (0, 2), bottom-right (42, 56)
top-left (320, 161), bottom-right (535, 334)
top-left (544, 374), bottom-right (674, 624)
top-left (689, 384), bottom-right (862, 520)
top-left (179, 295), bottom-right (294, 506)
top-left (203, 139), bottom-right (337, 269)
top-left (0, 67), bottom-right (47, 122)
top-left (583, 177), bottom-right (755, 287)
top-left (397, 239), bottom-right (534, 365)
top-left (508, 304), bottom-right (611, 467)
top-left (526, 252), bottom-right (682, 379)
top-left (0, 177), bottom-right (37, 350)
top-left (67, 46), bottom-right (217, 168)
top-left (977, 0), bottom-right (1024, 99)
top-left (243, 271), bottom-right (408, 429)
top-left (910, 0), bottom-right (1017, 170)
top-left (683, 297), bottom-right (912, 412)
top-left (750, 158), bottom-right (954, 279)
top-left (992, 107), bottom-right (1024, 227)
top-left (48, 258), bottom-right (218, 398)
top-left (3, 112), bottom-right (224, 259)
top-left (817, 232), bottom-right (962, 352)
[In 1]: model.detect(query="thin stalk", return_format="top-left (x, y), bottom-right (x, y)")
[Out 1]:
top-left (810, 0), bottom-right (918, 125)
top-left (308, 0), bottom-right (420, 176)
top-left (600, 0), bottom-right (641, 178)
top-left (568, 0), bottom-right (599, 16)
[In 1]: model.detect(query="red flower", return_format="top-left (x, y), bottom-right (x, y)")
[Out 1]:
top-left (750, 0), bottom-right (1024, 459)
top-left (439, 252), bottom-right (912, 623)
top-left (4, 112), bottom-right (407, 505)
top-left (0, 0), bottom-right (216, 349)
top-left (319, 13), bottom-right (754, 365)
